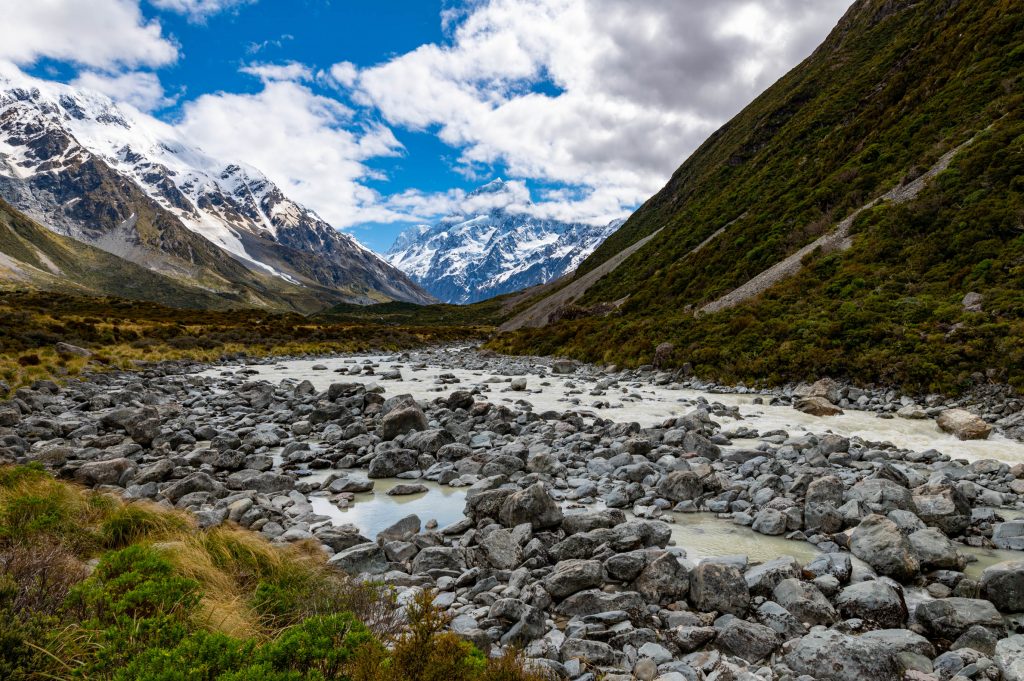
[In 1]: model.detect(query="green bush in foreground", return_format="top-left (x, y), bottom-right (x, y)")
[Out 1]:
top-left (0, 466), bottom-right (548, 681)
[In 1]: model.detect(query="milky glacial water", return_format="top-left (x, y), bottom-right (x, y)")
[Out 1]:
top-left (203, 352), bottom-right (1024, 465)
top-left (203, 352), bottom-right (1024, 571)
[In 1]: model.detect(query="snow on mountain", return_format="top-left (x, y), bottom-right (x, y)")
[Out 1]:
top-left (0, 64), bottom-right (433, 305)
top-left (386, 180), bottom-right (624, 304)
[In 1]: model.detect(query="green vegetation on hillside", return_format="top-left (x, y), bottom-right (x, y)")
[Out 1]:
top-left (492, 0), bottom-right (1024, 394)
top-left (0, 291), bottom-right (483, 394)
top-left (0, 464), bottom-right (546, 681)
top-left (315, 298), bottom-right (507, 327)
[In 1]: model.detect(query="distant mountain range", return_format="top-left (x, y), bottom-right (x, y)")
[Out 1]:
top-left (386, 180), bottom-right (623, 304)
top-left (0, 66), bottom-right (432, 311)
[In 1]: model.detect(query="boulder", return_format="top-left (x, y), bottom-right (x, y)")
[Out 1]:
top-left (479, 528), bottom-right (523, 570)
top-left (555, 589), bottom-right (645, 617)
top-left (543, 559), bottom-right (603, 599)
top-left (378, 406), bottom-right (428, 440)
top-left (937, 408), bottom-right (991, 440)
top-left (908, 527), bottom-right (964, 570)
top-left (632, 552), bottom-right (690, 602)
top-left (915, 598), bottom-right (1004, 641)
top-left (772, 578), bottom-right (838, 626)
top-left (328, 543), bottom-right (387, 575)
top-left (806, 476), bottom-right (845, 506)
top-left (412, 546), bottom-right (467, 574)
top-left (745, 556), bottom-right (801, 598)
top-left (849, 514), bottom-right (920, 582)
top-left (795, 396), bottom-right (843, 416)
top-left (716, 619), bottom-right (780, 663)
top-left (847, 478), bottom-right (913, 513)
top-left (73, 457), bottom-right (136, 486)
top-left (367, 449), bottom-right (418, 478)
top-left (499, 482), bottom-right (563, 529)
top-left (980, 560), bottom-right (1024, 613)
top-left (912, 483), bottom-right (971, 536)
top-left (690, 562), bottom-right (750, 616)
top-left (378, 514), bottom-right (421, 542)
top-left (55, 342), bottom-right (92, 358)
top-left (752, 507), bottom-right (788, 535)
top-left (992, 520), bottom-right (1024, 550)
top-left (656, 471), bottom-right (702, 503)
top-left (834, 581), bottom-right (907, 628)
top-left (784, 629), bottom-right (901, 681)
top-left (995, 635), bottom-right (1024, 681)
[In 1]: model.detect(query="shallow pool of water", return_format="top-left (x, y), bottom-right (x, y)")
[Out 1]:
top-left (308, 476), bottom-right (466, 539)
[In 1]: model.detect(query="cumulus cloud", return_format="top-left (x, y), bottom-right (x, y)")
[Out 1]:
top-left (149, 0), bottom-right (253, 22)
top-left (355, 0), bottom-right (852, 224)
top-left (240, 61), bottom-right (313, 83)
top-left (72, 70), bottom-right (174, 112)
top-left (177, 80), bottom-right (406, 227)
top-left (0, 0), bottom-right (177, 70)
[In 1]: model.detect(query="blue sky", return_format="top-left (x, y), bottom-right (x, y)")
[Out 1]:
top-left (3, 0), bottom-right (852, 253)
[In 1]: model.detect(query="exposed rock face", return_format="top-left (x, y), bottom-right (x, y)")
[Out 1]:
top-left (937, 408), bottom-right (992, 440)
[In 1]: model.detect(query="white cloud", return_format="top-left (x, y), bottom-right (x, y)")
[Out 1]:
top-left (355, 0), bottom-right (852, 224)
top-left (149, 0), bottom-right (253, 22)
top-left (0, 0), bottom-right (177, 70)
top-left (326, 61), bottom-right (359, 89)
top-left (240, 61), bottom-right (313, 83)
top-left (72, 70), bottom-right (174, 112)
top-left (177, 80), bottom-right (406, 227)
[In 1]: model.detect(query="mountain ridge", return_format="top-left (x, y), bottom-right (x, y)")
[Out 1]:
top-left (0, 66), bottom-right (433, 310)
top-left (386, 180), bottom-right (623, 304)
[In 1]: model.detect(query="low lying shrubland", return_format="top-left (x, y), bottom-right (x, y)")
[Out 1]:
top-left (0, 464), bottom-right (547, 680)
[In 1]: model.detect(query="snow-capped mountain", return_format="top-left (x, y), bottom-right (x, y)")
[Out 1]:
top-left (0, 65), bottom-right (433, 308)
top-left (386, 180), bottom-right (624, 304)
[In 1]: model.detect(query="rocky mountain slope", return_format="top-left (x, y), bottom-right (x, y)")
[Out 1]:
top-left (386, 180), bottom-right (621, 304)
top-left (493, 0), bottom-right (1024, 394)
top-left (0, 66), bottom-right (433, 310)
top-left (0, 198), bottom-right (237, 308)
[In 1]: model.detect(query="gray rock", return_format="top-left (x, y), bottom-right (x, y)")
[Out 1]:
top-left (980, 560), bottom-right (1024, 613)
top-left (784, 629), bottom-right (901, 681)
top-left (915, 597), bottom-right (1004, 641)
top-left (715, 618), bottom-right (780, 663)
top-left (328, 543), bottom-right (387, 575)
top-left (912, 483), bottom-right (971, 536)
top-left (745, 556), bottom-right (801, 598)
top-left (378, 514), bottom-right (421, 542)
top-left (499, 482), bottom-right (563, 529)
top-left (379, 406), bottom-right (428, 440)
top-left (657, 471), bottom-right (702, 503)
top-left (74, 457), bottom-right (136, 486)
top-left (387, 483), bottom-right (428, 496)
top-left (937, 408), bottom-right (991, 440)
top-left (751, 507), bottom-right (787, 535)
top-left (544, 559), bottom-right (603, 599)
top-left (555, 589), bottom-right (645, 617)
top-left (479, 528), bottom-right (523, 570)
top-left (849, 514), bottom-right (920, 582)
top-left (772, 578), bottom-right (838, 626)
top-left (995, 635), bottom-right (1024, 681)
top-left (162, 472), bottom-right (222, 502)
top-left (847, 478), bottom-right (913, 513)
top-left (908, 527), bottom-right (964, 570)
top-left (633, 551), bottom-right (690, 602)
top-left (367, 449), bottom-right (418, 478)
top-left (412, 546), bottom-right (467, 574)
top-left (992, 520), bottom-right (1024, 550)
top-left (690, 562), bottom-right (749, 616)
top-left (834, 580), bottom-right (907, 628)
top-left (561, 638), bottom-right (624, 667)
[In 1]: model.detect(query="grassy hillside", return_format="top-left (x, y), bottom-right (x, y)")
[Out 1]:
top-left (315, 298), bottom-right (508, 327)
top-left (0, 464), bottom-right (544, 680)
top-left (492, 0), bottom-right (1024, 394)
